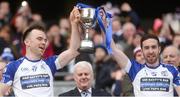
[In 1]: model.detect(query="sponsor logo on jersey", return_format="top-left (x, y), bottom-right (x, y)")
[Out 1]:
top-left (32, 66), bottom-right (37, 72)
top-left (20, 74), bottom-right (50, 89)
top-left (140, 77), bottom-right (170, 92)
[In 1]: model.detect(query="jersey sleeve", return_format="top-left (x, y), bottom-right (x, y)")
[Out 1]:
top-left (2, 63), bottom-right (16, 86)
top-left (165, 65), bottom-right (180, 86)
top-left (124, 59), bottom-right (144, 82)
top-left (45, 55), bottom-right (60, 76)
top-left (174, 71), bottom-right (180, 86)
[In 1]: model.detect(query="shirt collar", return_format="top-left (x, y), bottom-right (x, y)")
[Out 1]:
top-left (78, 87), bottom-right (92, 93)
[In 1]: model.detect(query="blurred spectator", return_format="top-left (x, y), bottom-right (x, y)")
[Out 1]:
top-left (59, 17), bottom-right (71, 38)
top-left (169, 19), bottom-right (180, 34)
top-left (158, 13), bottom-right (180, 49)
top-left (159, 22), bottom-right (173, 46)
top-left (132, 32), bottom-right (144, 48)
top-left (12, 15), bottom-right (30, 57)
top-left (118, 22), bottom-right (137, 59)
top-left (14, 15), bottom-right (29, 34)
top-left (0, 1), bottom-right (11, 28)
top-left (101, 2), bottom-right (120, 16)
top-left (17, 1), bottom-right (32, 19)
top-left (112, 17), bottom-right (123, 43)
top-left (172, 34), bottom-right (180, 50)
top-left (1, 47), bottom-right (14, 62)
top-left (122, 22), bottom-right (136, 44)
top-left (0, 25), bottom-right (10, 54)
top-left (153, 18), bottom-right (163, 35)
top-left (10, 1), bottom-right (32, 29)
top-left (162, 45), bottom-right (180, 68)
top-left (47, 24), bottom-right (67, 55)
top-left (94, 45), bottom-right (116, 92)
top-left (111, 66), bottom-right (134, 96)
top-left (111, 68), bottom-right (125, 96)
top-left (119, 2), bottom-right (140, 27)
top-left (32, 13), bottom-right (42, 22)
top-left (133, 46), bottom-right (145, 64)
top-left (0, 25), bottom-right (19, 60)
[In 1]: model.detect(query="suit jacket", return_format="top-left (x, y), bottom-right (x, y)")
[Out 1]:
top-left (59, 87), bottom-right (111, 97)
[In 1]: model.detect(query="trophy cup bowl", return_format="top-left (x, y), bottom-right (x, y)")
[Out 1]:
top-left (79, 8), bottom-right (96, 53)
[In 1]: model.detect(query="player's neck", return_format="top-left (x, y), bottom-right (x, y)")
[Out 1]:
top-left (25, 51), bottom-right (42, 61)
top-left (146, 60), bottom-right (160, 68)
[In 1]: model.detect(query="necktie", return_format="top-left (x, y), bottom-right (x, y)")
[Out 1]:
top-left (81, 90), bottom-right (88, 97)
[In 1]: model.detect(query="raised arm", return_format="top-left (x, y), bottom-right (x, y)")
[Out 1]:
top-left (99, 10), bottom-right (129, 69)
top-left (56, 7), bottom-right (81, 68)
top-left (99, 9), bottom-right (130, 69)
top-left (111, 40), bottom-right (130, 69)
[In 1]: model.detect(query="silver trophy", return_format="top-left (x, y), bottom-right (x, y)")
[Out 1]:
top-left (79, 8), bottom-right (96, 53)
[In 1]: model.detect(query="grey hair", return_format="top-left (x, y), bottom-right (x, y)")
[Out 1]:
top-left (161, 45), bottom-right (180, 60)
top-left (73, 61), bottom-right (93, 74)
top-left (163, 45), bottom-right (180, 56)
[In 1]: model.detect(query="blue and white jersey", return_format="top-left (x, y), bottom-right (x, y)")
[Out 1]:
top-left (2, 56), bottom-right (61, 97)
top-left (125, 60), bottom-right (180, 97)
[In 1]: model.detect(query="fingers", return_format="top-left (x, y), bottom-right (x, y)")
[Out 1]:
top-left (99, 9), bottom-right (108, 28)
top-left (99, 9), bottom-right (106, 20)
top-left (70, 6), bottom-right (81, 23)
top-left (74, 8), bottom-right (80, 18)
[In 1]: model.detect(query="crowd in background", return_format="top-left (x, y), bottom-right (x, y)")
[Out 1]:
top-left (0, 1), bottom-right (179, 96)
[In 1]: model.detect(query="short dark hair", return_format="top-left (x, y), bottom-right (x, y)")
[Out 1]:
top-left (140, 34), bottom-right (160, 48)
top-left (22, 22), bottom-right (46, 42)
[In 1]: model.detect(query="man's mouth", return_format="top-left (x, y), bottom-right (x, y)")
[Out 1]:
top-left (147, 54), bottom-right (155, 59)
top-left (39, 46), bottom-right (45, 51)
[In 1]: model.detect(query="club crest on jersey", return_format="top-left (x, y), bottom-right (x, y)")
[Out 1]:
top-left (161, 70), bottom-right (168, 76)
top-left (32, 66), bottom-right (37, 72)
top-left (151, 72), bottom-right (157, 76)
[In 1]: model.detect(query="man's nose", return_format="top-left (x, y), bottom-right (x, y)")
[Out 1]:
top-left (149, 48), bottom-right (154, 54)
top-left (42, 39), bottom-right (46, 44)
top-left (82, 74), bottom-right (87, 78)
top-left (166, 56), bottom-right (171, 60)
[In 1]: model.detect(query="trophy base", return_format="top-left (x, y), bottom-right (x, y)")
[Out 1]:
top-left (78, 40), bottom-right (94, 53)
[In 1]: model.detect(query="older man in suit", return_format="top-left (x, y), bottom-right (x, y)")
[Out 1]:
top-left (59, 61), bottom-right (111, 97)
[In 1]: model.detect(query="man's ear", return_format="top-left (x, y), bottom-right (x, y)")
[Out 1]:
top-left (24, 39), bottom-right (30, 46)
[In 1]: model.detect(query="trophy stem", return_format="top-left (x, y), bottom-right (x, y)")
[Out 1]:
top-left (85, 29), bottom-right (89, 39)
